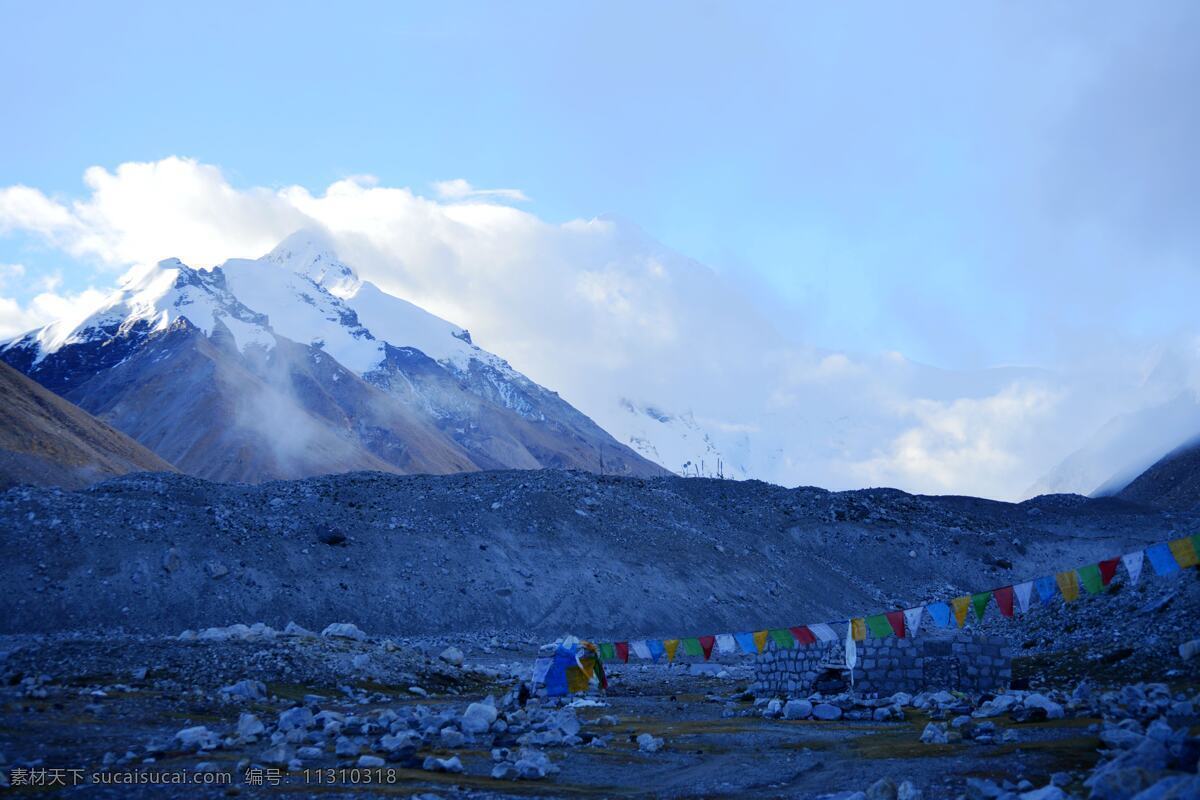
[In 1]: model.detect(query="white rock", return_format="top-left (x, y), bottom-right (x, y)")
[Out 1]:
top-left (763, 698), bottom-right (783, 718)
top-left (920, 722), bottom-right (948, 744)
top-left (636, 733), bottom-right (664, 752)
top-left (422, 755), bottom-right (464, 773)
top-left (356, 755), bottom-right (385, 768)
top-left (236, 713), bottom-right (265, 740)
top-left (897, 780), bottom-right (923, 800)
top-left (1023, 693), bottom-right (1065, 720)
top-left (439, 646), bottom-right (465, 666)
top-left (221, 679), bottom-right (266, 701)
top-left (175, 726), bottom-right (219, 751)
top-left (284, 621), bottom-right (316, 638)
top-left (1018, 787), bottom-right (1064, 800)
top-left (462, 701), bottom-right (499, 734)
top-left (1179, 639), bottom-right (1200, 661)
top-left (784, 700), bottom-right (812, 720)
top-left (321, 623), bottom-right (367, 641)
top-left (278, 707), bottom-right (314, 732)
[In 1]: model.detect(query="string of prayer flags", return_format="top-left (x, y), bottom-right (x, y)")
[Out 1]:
top-left (926, 602), bottom-right (952, 627)
top-left (1056, 571), bottom-right (1080, 602)
top-left (971, 591), bottom-right (992, 621)
top-left (664, 639), bottom-right (679, 662)
top-left (1077, 564), bottom-right (1104, 596)
top-left (1169, 537), bottom-right (1199, 569)
top-left (994, 586), bottom-right (1015, 618)
top-left (1014, 581), bottom-right (1034, 614)
top-left (903, 606), bottom-right (924, 636)
top-left (851, 618), bottom-right (866, 641)
top-left (769, 628), bottom-right (796, 649)
top-left (1146, 543), bottom-right (1180, 576)
top-left (866, 614), bottom-right (894, 639)
top-left (752, 630), bottom-right (769, 653)
top-left (1122, 551), bottom-right (1144, 585)
top-left (952, 596), bottom-right (970, 627)
top-left (1035, 575), bottom-right (1059, 606)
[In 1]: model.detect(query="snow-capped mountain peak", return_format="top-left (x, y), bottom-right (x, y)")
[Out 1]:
top-left (262, 228), bottom-right (361, 299)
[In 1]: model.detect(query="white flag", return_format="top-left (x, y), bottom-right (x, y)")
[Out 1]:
top-left (631, 640), bottom-right (652, 660)
top-left (532, 657), bottom-right (552, 683)
top-left (903, 606), bottom-right (924, 636)
top-left (1014, 581), bottom-right (1034, 614)
top-left (1122, 551), bottom-right (1144, 585)
top-left (809, 623), bottom-right (838, 642)
top-left (715, 633), bottom-right (737, 655)
top-left (845, 623), bottom-right (858, 671)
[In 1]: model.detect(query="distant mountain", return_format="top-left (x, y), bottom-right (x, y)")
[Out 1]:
top-left (1115, 436), bottom-right (1200, 511)
top-left (0, 230), bottom-right (667, 483)
top-left (0, 359), bottom-right (174, 489)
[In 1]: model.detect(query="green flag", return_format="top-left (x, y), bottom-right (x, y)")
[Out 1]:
top-left (971, 591), bottom-right (992, 621)
top-left (682, 637), bottom-right (703, 657)
top-left (599, 642), bottom-right (616, 661)
top-left (1078, 564), bottom-right (1104, 595)
top-left (768, 628), bottom-right (795, 649)
top-left (866, 614), bottom-right (894, 639)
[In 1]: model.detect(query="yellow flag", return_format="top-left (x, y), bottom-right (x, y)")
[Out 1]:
top-left (1056, 571), bottom-right (1080, 602)
top-left (851, 618), bottom-right (866, 641)
top-left (664, 639), bottom-right (679, 662)
top-left (952, 596), bottom-right (970, 627)
top-left (1169, 538), bottom-right (1199, 569)
top-left (752, 630), bottom-right (769, 652)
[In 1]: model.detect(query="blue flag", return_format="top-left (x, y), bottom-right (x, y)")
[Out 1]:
top-left (925, 602), bottom-right (952, 627)
top-left (734, 632), bottom-right (758, 654)
top-left (1145, 543), bottom-right (1180, 576)
top-left (646, 639), bottom-right (665, 662)
top-left (1035, 575), bottom-right (1058, 605)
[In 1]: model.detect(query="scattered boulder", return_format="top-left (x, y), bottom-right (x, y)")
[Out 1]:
top-left (784, 699), bottom-right (813, 720)
top-left (812, 703), bottom-right (843, 721)
top-left (321, 623), bottom-right (367, 641)
top-left (174, 726), bottom-right (219, 751)
top-left (462, 700), bottom-right (499, 734)
top-left (439, 646), bottom-right (465, 666)
top-left (637, 733), bottom-right (664, 753)
top-left (920, 723), bottom-right (949, 745)
top-left (422, 755), bottom-right (464, 773)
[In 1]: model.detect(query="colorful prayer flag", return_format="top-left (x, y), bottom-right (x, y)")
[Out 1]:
top-left (994, 586), bottom-right (1014, 618)
top-left (903, 606), bottom-right (924, 636)
top-left (791, 626), bottom-right (817, 645)
top-left (682, 637), bottom-right (703, 657)
top-left (752, 630), bottom-right (769, 653)
top-left (646, 639), bottom-right (665, 662)
top-left (1122, 551), bottom-right (1144, 584)
top-left (886, 610), bottom-right (906, 638)
top-left (615, 642), bottom-right (629, 663)
top-left (851, 618), bottom-right (866, 641)
top-left (971, 591), bottom-right (992, 621)
top-left (952, 596), bottom-right (970, 627)
top-left (734, 632), bottom-right (757, 655)
top-left (599, 642), bottom-right (616, 661)
top-left (1169, 537), bottom-right (1199, 569)
top-left (716, 634), bottom-right (737, 655)
top-left (769, 629), bottom-right (796, 649)
top-left (1014, 581), bottom-right (1033, 613)
top-left (664, 639), bottom-right (679, 662)
top-left (809, 623), bottom-right (838, 642)
top-left (1035, 575), bottom-right (1058, 605)
top-left (866, 614), bottom-right (894, 639)
top-left (1056, 571), bottom-right (1080, 602)
top-left (699, 635), bottom-right (716, 659)
top-left (631, 640), bottom-right (651, 660)
top-left (926, 602), bottom-right (952, 627)
top-left (1146, 543), bottom-right (1180, 576)
top-left (1078, 564), bottom-right (1104, 595)
top-left (1097, 558), bottom-right (1119, 586)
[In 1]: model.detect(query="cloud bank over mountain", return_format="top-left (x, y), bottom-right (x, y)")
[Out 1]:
top-left (1, 157), bottom-right (1198, 499)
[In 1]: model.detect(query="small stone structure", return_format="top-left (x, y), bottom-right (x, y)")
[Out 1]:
top-left (751, 630), bottom-right (1011, 697)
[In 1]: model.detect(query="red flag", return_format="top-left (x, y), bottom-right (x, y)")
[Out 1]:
top-left (698, 635), bottom-right (715, 660)
top-left (1098, 558), bottom-right (1120, 586)
top-left (886, 610), bottom-right (906, 638)
top-left (994, 586), bottom-right (1014, 617)
top-left (615, 642), bottom-right (629, 663)
top-left (790, 626), bottom-right (816, 645)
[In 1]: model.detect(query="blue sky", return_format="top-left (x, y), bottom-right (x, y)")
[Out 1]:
top-left (3, 0), bottom-right (1197, 371)
top-left (2, 2), bottom-right (1200, 500)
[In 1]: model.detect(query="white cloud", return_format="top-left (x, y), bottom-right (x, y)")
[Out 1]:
top-left (0, 284), bottom-right (109, 340)
top-left (0, 156), bottom-right (1193, 499)
top-left (432, 178), bottom-right (529, 203)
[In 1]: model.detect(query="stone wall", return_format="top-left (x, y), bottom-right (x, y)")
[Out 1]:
top-left (750, 630), bottom-right (1011, 698)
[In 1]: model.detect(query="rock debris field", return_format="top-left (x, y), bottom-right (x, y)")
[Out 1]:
top-left (1, 468), bottom-right (1199, 797)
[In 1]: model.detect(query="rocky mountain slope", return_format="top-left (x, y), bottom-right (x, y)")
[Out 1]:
top-left (1115, 437), bottom-right (1200, 511)
top-left (0, 231), bottom-right (666, 482)
top-left (1, 469), bottom-right (1190, 638)
top-left (0, 360), bottom-right (174, 489)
